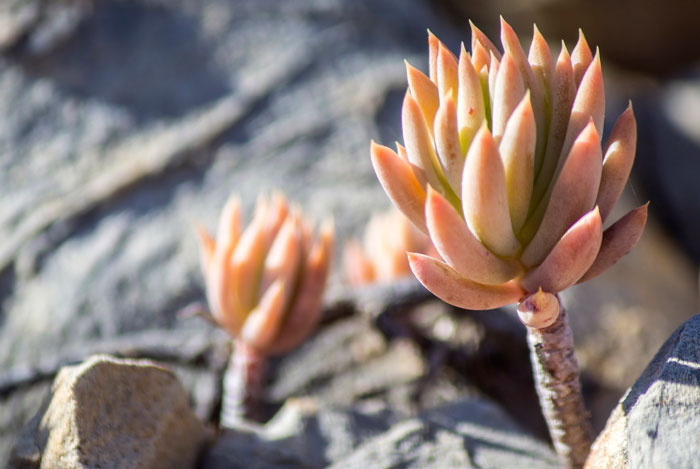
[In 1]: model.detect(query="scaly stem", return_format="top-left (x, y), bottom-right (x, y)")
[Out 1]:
top-left (526, 295), bottom-right (592, 468)
top-left (220, 340), bottom-right (267, 428)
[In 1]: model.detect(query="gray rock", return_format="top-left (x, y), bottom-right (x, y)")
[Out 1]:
top-left (201, 396), bottom-right (558, 469)
top-left (586, 314), bottom-right (700, 468)
top-left (329, 398), bottom-right (558, 469)
top-left (9, 354), bottom-right (211, 468)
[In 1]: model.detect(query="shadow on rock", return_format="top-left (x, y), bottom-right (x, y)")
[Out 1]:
top-left (15, 1), bottom-right (231, 121)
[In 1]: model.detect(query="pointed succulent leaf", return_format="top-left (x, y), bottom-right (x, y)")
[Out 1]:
top-left (596, 104), bottom-right (637, 222)
top-left (259, 216), bottom-right (302, 304)
top-left (500, 17), bottom-right (545, 149)
top-left (571, 29), bottom-right (593, 87)
top-left (343, 239), bottom-right (375, 286)
top-left (370, 141), bottom-right (428, 233)
top-left (522, 120), bottom-right (602, 267)
top-left (195, 224), bottom-right (215, 274)
top-left (406, 61), bottom-right (440, 135)
top-left (471, 41), bottom-right (491, 73)
top-left (561, 52), bottom-right (604, 159)
top-left (500, 91), bottom-right (536, 232)
top-left (470, 20), bottom-right (502, 60)
top-left (409, 253), bottom-right (525, 310)
top-left (402, 92), bottom-right (444, 190)
top-left (435, 96), bottom-right (464, 192)
top-left (578, 203), bottom-right (648, 283)
top-left (269, 220), bottom-right (334, 354)
top-left (520, 207), bottom-right (603, 293)
top-left (428, 30), bottom-right (439, 82)
top-left (532, 42), bottom-right (575, 197)
top-left (437, 42), bottom-right (459, 102)
top-left (457, 43), bottom-right (485, 152)
top-left (528, 25), bottom-right (554, 98)
top-left (426, 186), bottom-right (521, 285)
top-left (488, 51), bottom-right (500, 104)
top-left (216, 195), bottom-right (242, 251)
top-left (230, 203), bottom-right (270, 322)
top-left (492, 51), bottom-right (526, 140)
top-left (240, 279), bottom-right (287, 351)
top-left (462, 125), bottom-right (521, 257)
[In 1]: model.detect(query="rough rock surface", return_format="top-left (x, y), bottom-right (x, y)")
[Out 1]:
top-left (585, 314), bottom-right (700, 468)
top-left (9, 354), bottom-right (211, 468)
top-left (201, 397), bottom-right (559, 469)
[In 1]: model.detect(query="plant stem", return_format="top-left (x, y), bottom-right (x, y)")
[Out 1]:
top-left (220, 340), bottom-right (267, 428)
top-left (526, 295), bottom-right (592, 468)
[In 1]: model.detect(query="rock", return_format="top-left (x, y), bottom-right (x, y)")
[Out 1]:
top-left (9, 354), bottom-right (211, 468)
top-left (201, 396), bottom-right (558, 469)
top-left (585, 314), bottom-right (700, 468)
top-left (329, 398), bottom-right (558, 468)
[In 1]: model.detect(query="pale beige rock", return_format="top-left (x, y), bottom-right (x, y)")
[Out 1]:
top-left (11, 354), bottom-right (211, 469)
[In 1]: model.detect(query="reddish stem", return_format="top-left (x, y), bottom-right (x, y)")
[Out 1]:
top-left (526, 295), bottom-right (592, 468)
top-left (220, 341), bottom-right (267, 427)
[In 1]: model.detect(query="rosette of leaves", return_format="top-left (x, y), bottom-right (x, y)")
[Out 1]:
top-left (370, 19), bottom-right (647, 468)
top-left (197, 193), bottom-right (333, 425)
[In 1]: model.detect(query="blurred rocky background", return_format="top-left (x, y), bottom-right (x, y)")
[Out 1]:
top-left (1, 0), bottom-right (700, 466)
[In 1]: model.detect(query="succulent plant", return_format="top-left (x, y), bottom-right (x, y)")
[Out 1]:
top-left (369, 19), bottom-right (647, 468)
top-left (370, 19), bottom-right (647, 327)
top-left (197, 192), bottom-right (333, 425)
top-left (343, 207), bottom-right (437, 286)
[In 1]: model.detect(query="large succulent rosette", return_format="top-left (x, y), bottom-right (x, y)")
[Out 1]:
top-left (370, 19), bottom-right (647, 310)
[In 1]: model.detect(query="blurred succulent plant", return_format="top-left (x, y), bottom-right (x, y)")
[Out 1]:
top-left (370, 18), bottom-right (647, 468)
top-left (343, 207), bottom-right (437, 286)
top-left (197, 192), bottom-right (333, 425)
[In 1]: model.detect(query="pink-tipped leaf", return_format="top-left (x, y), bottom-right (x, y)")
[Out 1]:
top-left (406, 61), bottom-right (440, 136)
top-left (269, 220), bottom-right (334, 354)
top-left (571, 29), bottom-right (593, 87)
top-left (596, 104), bottom-right (637, 222)
top-left (457, 43), bottom-right (485, 152)
top-left (462, 125), bottom-right (521, 257)
top-left (522, 120), bottom-right (602, 267)
top-left (492, 51), bottom-right (526, 140)
top-left (499, 91), bottom-right (536, 232)
top-left (520, 207), bottom-right (603, 293)
top-left (578, 203), bottom-right (648, 283)
top-left (370, 141), bottom-right (428, 233)
top-left (409, 253), bottom-right (525, 310)
top-left (426, 186), bottom-right (521, 285)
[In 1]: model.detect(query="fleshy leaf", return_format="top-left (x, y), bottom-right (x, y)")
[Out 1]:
top-left (457, 43), bottom-right (485, 153)
top-left (434, 96), bottom-right (463, 192)
top-left (270, 220), bottom-right (333, 354)
top-left (240, 279), bottom-right (287, 350)
top-left (402, 92), bottom-right (444, 191)
top-left (461, 125), bottom-right (521, 257)
top-left (426, 186), bottom-right (521, 285)
top-left (470, 20), bottom-right (502, 60)
top-left (578, 203), bottom-right (648, 283)
top-left (409, 253), bottom-right (525, 310)
top-left (500, 91), bottom-right (536, 232)
top-left (520, 207), bottom-right (603, 293)
top-left (522, 120), bottom-right (602, 267)
top-left (596, 103), bottom-right (637, 222)
top-left (406, 61), bottom-right (440, 136)
top-left (492, 51), bottom-right (526, 140)
top-left (571, 29), bottom-right (593, 87)
top-left (370, 141), bottom-right (428, 233)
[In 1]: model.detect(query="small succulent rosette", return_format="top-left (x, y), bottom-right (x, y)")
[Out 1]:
top-left (197, 193), bottom-right (333, 354)
top-left (370, 19), bottom-right (647, 323)
top-left (343, 207), bottom-right (437, 286)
